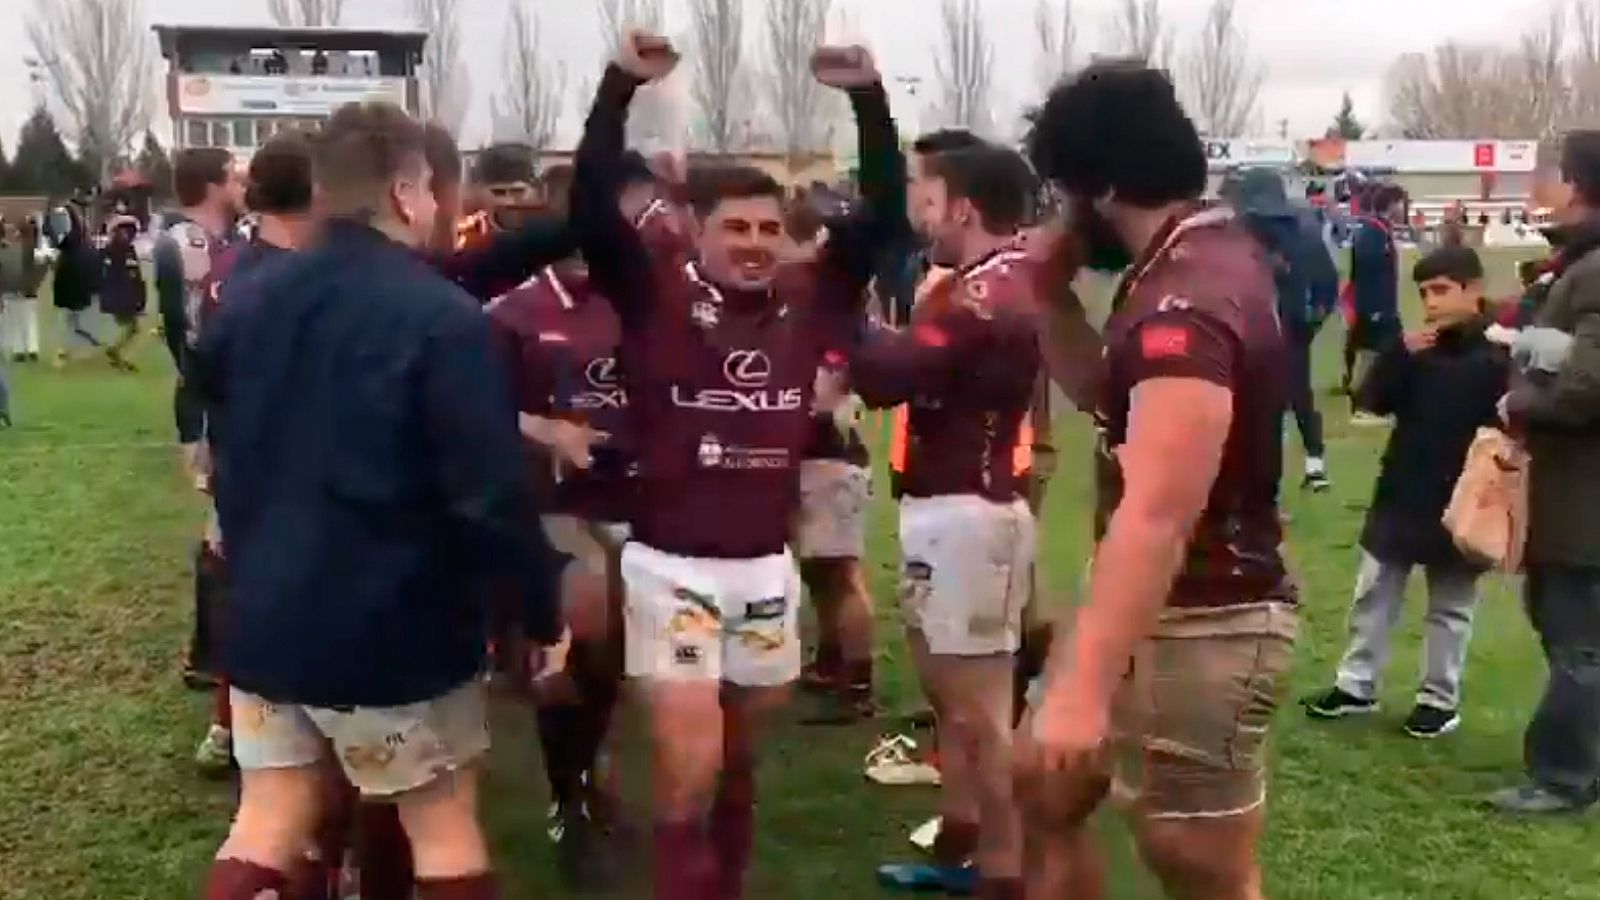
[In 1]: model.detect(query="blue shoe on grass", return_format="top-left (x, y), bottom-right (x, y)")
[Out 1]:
top-left (876, 861), bottom-right (977, 895)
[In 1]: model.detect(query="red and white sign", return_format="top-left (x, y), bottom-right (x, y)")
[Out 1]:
top-left (176, 74), bottom-right (408, 117)
top-left (1344, 140), bottom-right (1539, 173)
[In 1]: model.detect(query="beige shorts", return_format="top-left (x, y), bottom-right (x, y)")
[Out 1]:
top-left (793, 460), bottom-right (870, 560)
top-left (229, 680), bottom-right (489, 799)
top-left (542, 514), bottom-right (629, 577)
top-left (621, 542), bottom-right (802, 687)
top-left (1108, 602), bottom-right (1298, 819)
top-left (899, 495), bottom-right (1036, 656)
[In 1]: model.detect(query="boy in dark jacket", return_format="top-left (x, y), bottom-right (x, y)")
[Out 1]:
top-left (100, 216), bottom-right (147, 371)
top-left (1307, 246), bottom-right (1509, 738)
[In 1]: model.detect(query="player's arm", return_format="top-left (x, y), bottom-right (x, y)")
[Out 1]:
top-left (436, 215), bottom-right (576, 303)
top-left (571, 35), bottom-right (676, 328)
top-left (848, 312), bottom-right (972, 409)
top-left (422, 299), bottom-right (570, 644)
top-left (1028, 222), bottom-right (1104, 412)
top-left (1040, 312), bottom-right (1235, 718)
top-left (813, 47), bottom-right (908, 300)
top-left (152, 233), bottom-right (187, 367)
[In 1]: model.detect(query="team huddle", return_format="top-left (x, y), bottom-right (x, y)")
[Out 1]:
top-left (182, 29), bottom-right (1295, 900)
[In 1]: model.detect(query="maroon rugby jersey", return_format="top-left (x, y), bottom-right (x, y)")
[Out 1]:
top-left (851, 245), bottom-right (1042, 501)
top-left (487, 265), bottom-right (633, 524)
top-left (802, 351), bottom-right (871, 467)
top-left (1095, 207), bottom-right (1295, 608)
top-left (571, 65), bottom-right (903, 558)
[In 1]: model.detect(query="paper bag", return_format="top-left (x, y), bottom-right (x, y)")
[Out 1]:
top-left (1442, 428), bottom-right (1530, 573)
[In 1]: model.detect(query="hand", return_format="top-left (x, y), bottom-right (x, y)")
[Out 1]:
top-left (616, 29), bottom-right (679, 83)
top-left (522, 416), bottom-right (608, 470)
top-left (1013, 696), bottom-right (1113, 829)
top-left (811, 44), bottom-right (879, 89)
top-left (1497, 393), bottom-right (1512, 426)
top-left (1402, 329), bottom-right (1437, 354)
top-left (649, 150), bottom-right (687, 187)
top-left (182, 442), bottom-right (213, 492)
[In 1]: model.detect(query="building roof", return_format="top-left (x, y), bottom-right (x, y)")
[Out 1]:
top-left (152, 23), bottom-right (428, 57)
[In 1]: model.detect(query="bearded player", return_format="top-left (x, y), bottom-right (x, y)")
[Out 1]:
top-left (852, 144), bottom-right (1043, 900)
top-left (571, 31), bottom-right (903, 900)
top-left (484, 152), bottom-right (662, 890)
top-left (1016, 61), bottom-right (1297, 900)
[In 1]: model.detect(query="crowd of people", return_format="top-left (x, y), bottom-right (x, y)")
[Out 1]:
top-left (57, 25), bottom-right (1594, 900)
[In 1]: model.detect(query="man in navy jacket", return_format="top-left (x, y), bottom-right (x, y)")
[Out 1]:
top-left (193, 102), bottom-right (571, 900)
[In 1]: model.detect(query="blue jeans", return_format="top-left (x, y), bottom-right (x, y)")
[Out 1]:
top-left (1525, 564), bottom-right (1600, 801)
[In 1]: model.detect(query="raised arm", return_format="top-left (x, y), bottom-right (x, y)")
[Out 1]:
top-left (570, 31), bottom-right (680, 327)
top-left (812, 46), bottom-right (908, 298)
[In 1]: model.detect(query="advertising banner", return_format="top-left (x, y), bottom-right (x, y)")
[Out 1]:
top-left (176, 74), bottom-right (407, 116)
top-left (1343, 140), bottom-right (1539, 173)
top-left (1204, 138), bottom-right (1297, 171)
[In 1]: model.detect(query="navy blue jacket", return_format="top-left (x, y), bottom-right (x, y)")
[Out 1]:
top-left (194, 220), bottom-right (567, 708)
top-left (1350, 217), bottom-right (1400, 349)
top-left (1243, 211), bottom-right (1339, 337)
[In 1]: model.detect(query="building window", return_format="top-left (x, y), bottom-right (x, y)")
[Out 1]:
top-left (233, 119), bottom-right (254, 149)
top-left (186, 119), bottom-right (209, 148)
top-left (210, 120), bottom-right (232, 148)
top-left (255, 119), bottom-right (273, 146)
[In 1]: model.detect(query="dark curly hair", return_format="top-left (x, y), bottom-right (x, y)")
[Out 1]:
top-left (1024, 60), bottom-right (1206, 208)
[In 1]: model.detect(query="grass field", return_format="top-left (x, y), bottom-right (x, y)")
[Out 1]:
top-left (5, 251), bottom-right (1600, 900)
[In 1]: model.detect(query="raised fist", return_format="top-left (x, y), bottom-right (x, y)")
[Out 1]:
top-left (617, 29), bottom-right (679, 83)
top-left (811, 44), bottom-right (879, 89)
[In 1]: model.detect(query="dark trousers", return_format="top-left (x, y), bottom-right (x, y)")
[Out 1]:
top-left (1524, 564), bottom-right (1600, 802)
top-left (1287, 325), bottom-right (1325, 458)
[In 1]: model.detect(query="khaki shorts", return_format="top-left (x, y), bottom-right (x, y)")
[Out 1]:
top-left (1108, 602), bottom-right (1298, 820)
top-left (793, 460), bottom-right (870, 561)
top-left (899, 495), bottom-right (1036, 656)
top-left (621, 542), bottom-right (802, 687)
top-left (229, 680), bottom-right (489, 799)
top-left (542, 514), bottom-right (629, 577)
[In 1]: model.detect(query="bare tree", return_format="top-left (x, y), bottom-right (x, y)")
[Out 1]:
top-left (1574, 0), bottom-right (1600, 129)
top-left (410, 0), bottom-right (471, 137)
top-left (266, 0), bottom-right (345, 26)
top-left (932, 0), bottom-right (994, 134)
top-left (1385, 31), bottom-right (1569, 140)
top-left (1507, 8), bottom-right (1568, 140)
top-left (689, 0), bottom-right (747, 151)
top-left (27, 0), bottom-right (153, 180)
top-left (1034, 0), bottom-right (1076, 89)
top-left (492, 0), bottom-right (566, 150)
top-left (1181, 0), bottom-right (1262, 136)
top-left (1105, 0), bottom-right (1171, 69)
top-left (762, 0), bottom-right (832, 166)
top-left (596, 0), bottom-right (675, 148)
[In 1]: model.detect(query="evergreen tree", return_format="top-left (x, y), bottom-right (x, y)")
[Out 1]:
top-left (11, 107), bottom-right (90, 198)
top-left (1327, 91), bottom-right (1365, 140)
top-left (135, 131), bottom-right (173, 202)
top-left (0, 139), bottom-right (12, 193)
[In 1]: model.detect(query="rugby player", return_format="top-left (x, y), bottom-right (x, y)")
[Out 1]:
top-left (854, 144), bottom-right (1043, 900)
top-left (485, 153), bottom-right (660, 889)
top-left (1017, 61), bottom-right (1297, 900)
top-left (193, 101), bottom-right (577, 900)
top-left (571, 31), bottom-right (903, 900)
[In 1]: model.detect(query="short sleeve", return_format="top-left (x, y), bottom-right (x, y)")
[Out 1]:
top-left (1120, 309), bottom-right (1238, 388)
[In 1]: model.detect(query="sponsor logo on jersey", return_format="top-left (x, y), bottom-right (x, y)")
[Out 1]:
top-left (672, 349), bottom-right (803, 413)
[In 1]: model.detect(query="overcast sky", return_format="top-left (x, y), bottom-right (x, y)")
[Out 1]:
top-left (0, 0), bottom-right (1563, 154)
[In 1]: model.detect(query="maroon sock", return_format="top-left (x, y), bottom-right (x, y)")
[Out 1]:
top-left (932, 819), bottom-right (979, 868)
top-left (712, 758), bottom-right (756, 900)
top-left (843, 658), bottom-right (874, 696)
top-left (653, 820), bottom-right (717, 900)
top-left (811, 642), bottom-right (842, 680)
top-left (355, 802), bottom-right (413, 900)
top-left (978, 876), bottom-right (1025, 900)
top-left (202, 859), bottom-right (288, 900)
top-left (415, 873), bottom-right (500, 900)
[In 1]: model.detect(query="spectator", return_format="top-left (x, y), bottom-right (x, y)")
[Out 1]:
top-left (1347, 183), bottom-right (1406, 423)
top-left (1490, 130), bottom-right (1600, 816)
top-left (99, 216), bottom-right (147, 372)
top-left (1305, 246), bottom-right (1507, 738)
top-left (0, 219), bottom-right (41, 364)
top-left (311, 50), bottom-right (328, 75)
top-left (1225, 168), bottom-right (1340, 491)
top-left (51, 206), bottom-right (103, 367)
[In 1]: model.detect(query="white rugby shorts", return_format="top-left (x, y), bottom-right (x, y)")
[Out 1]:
top-left (899, 495), bottom-right (1037, 656)
top-left (793, 460), bottom-right (870, 561)
top-left (621, 543), bottom-right (802, 686)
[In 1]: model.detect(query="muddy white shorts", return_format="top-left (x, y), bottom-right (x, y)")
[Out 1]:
top-left (899, 495), bottom-right (1036, 657)
top-left (621, 542), bottom-right (802, 687)
top-left (793, 460), bottom-right (871, 561)
top-left (230, 679), bottom-right (489, 799)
